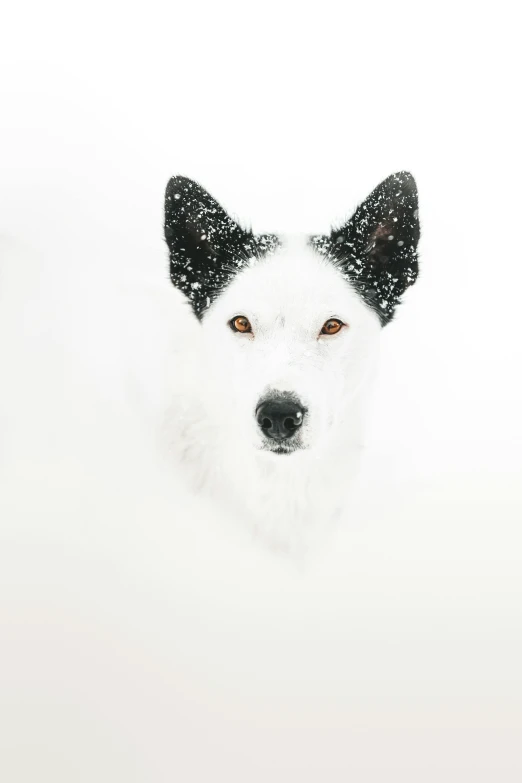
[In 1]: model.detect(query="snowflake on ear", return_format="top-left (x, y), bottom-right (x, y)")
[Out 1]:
top-left (165, 176), bottom-right (280, 318)
top-left (310, 172), bottom-right (420, 324)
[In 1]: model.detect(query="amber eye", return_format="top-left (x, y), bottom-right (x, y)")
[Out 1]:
top-left (230, 315), bottom-right (252, 333)
top-left (320, 318), bottom-right (344, 336)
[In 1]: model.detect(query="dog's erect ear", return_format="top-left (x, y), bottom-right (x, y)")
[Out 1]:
top-left (164, 176), bottom-right (279, 317)
top-left (311, 172), bottom-right (420, 324)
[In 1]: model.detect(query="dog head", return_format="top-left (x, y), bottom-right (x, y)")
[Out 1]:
top-left (165, 174), bottom-right (420, 456)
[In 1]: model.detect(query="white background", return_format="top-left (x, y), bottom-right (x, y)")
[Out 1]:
top-left (1, 2), bottom-right (521, 781)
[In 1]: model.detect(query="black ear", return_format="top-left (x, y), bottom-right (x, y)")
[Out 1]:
top-left (311, 172), bottom-right (420, 324)
top-left (164, 176), bottom-right (279, 317)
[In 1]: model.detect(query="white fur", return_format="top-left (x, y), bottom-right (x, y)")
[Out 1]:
top-left (166, 236), bottom-right (382, 552)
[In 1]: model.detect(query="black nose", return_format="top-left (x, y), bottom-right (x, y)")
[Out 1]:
top-left (256, 395), bottom-right (305, 440)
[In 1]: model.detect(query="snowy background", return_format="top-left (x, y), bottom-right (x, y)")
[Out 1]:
top-left (1, 2), bottom-right (521, 781)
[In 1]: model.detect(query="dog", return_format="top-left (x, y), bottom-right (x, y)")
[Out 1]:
top-left (164, 173), bottom-right (420, 551)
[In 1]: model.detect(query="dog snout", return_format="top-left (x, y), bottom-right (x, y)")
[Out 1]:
top-left (256, 394), bottom-right (305, 441)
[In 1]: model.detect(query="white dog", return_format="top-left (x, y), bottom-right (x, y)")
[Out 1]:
top-left (164, 173), bottom-right (420, 551)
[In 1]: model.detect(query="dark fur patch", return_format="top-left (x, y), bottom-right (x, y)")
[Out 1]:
top-left (310, 172), bottom-right (420, 325)
top-left (165, 176), bottom-right (279, 318)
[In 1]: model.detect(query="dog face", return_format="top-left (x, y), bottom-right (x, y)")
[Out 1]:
top-left (200, 242), bottom-right (382, 454)
top-left (165, 174), bottom-right (420, 456)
